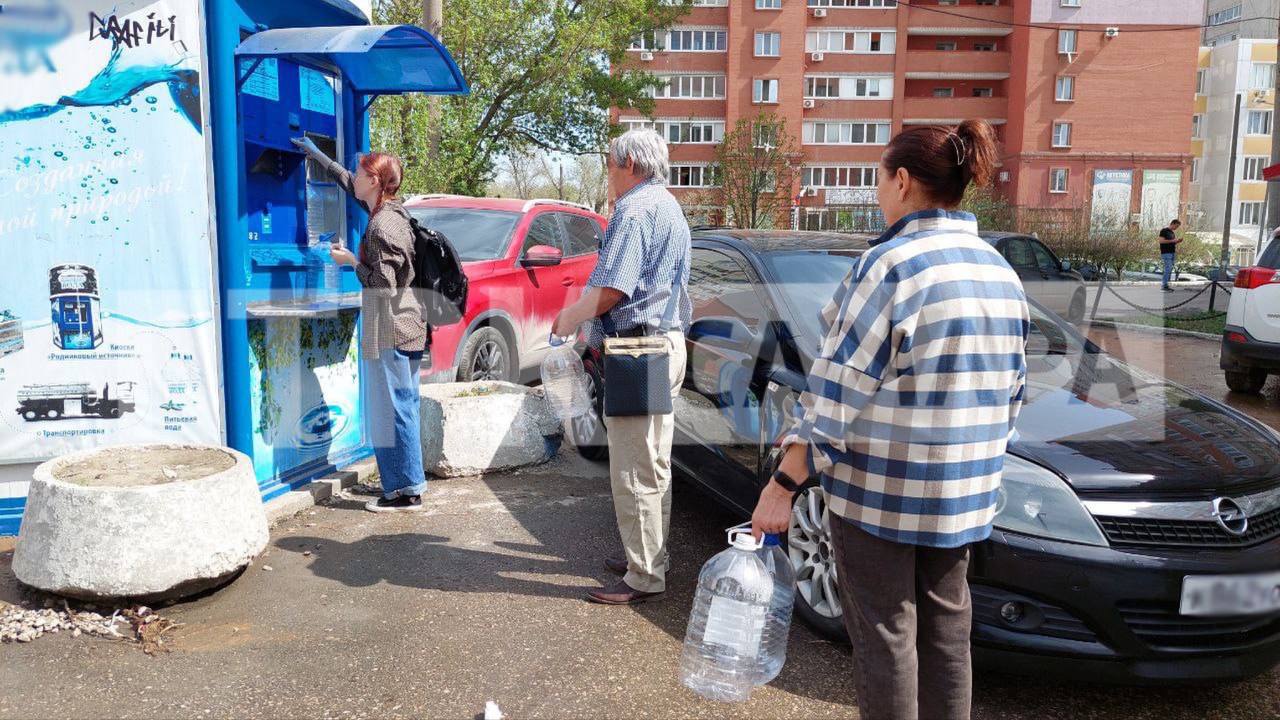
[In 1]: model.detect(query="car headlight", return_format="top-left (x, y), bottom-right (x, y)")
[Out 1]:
top-left (994, 455), bottom-right (1108, 547)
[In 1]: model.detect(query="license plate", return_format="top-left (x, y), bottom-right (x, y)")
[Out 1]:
top-left (1180, 572), bottom-right (1280, 617)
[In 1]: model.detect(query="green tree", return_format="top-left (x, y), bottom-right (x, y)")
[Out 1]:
top-left (715, 114), bottom-right (800, 229)
top-left (959, 184), bottom-right (1015, 232)
top-left (371, 0), bottom-right (688, 195)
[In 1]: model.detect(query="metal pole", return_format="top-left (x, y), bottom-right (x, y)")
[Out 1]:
top-left (1219, 93), bottom-right (1243, 312)
top-left (1267, 15), bottom-right (1280, 236)
top-left (423, 0), bottom-right (444, 163)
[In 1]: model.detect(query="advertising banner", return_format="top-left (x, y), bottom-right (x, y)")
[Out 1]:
top-left (1090, 169), bottom-right (1133, 235)
top-left (0, 0), bottom-right (222, 464)
top-left (1141, 170), bottom-right (1182, 233)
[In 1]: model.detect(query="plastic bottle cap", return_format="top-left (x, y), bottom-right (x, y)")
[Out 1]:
top-left (730, 532), bottom-right (763, 552)
top-left (763, 533), bottom-right (780, 547)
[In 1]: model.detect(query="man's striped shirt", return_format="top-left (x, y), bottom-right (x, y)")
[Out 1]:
top-left (782, 210), bottom-right (1029, 548)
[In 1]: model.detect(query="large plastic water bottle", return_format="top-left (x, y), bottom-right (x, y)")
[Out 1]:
top-left (755, 533), bottom-right (796, 685)
top-left (540, 335), bottom-right (590, 420)
top-left (678, 528), bottom-right (774, 703)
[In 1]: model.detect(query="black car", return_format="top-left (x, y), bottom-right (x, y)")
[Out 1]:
top-left (570, 230), bottom-right (1280, 684)
top-left (983, 232), bottom-right (1088, 323)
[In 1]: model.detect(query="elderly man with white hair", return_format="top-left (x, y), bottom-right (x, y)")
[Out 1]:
top-left (553, 129), bottom-right (693, 605)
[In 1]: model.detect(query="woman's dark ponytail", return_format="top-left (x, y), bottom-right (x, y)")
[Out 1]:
top-left (882, 118), bottom-right (1000, 206)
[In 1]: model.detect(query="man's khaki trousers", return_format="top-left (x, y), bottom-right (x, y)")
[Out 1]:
top-left (603, 330), bottom-right (687, 594)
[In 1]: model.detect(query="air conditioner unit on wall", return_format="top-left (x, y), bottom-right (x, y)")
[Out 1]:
top-left (1104, 27), bottom-right (1120, 39)
top-left (811, 52), bottom-right (824, 62)
top-left (812, 7), bottom-right (828, 18)
top-left (640, 51), bottom-right (654, 62)
top-left (802, 98), bottom-right (815, 109)
top-left (803, 187), bottom-right (819, 197)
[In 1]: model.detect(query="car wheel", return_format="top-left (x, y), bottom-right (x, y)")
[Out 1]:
top-left (570, 356), bottom-right (608, 462)
top-left (1225, 369), bottom-right (1268, 395)
top-left (22, 410), bottom-right (36, 421)
top-left (1067, 289), bottom-right (1086, 324)
top-left (47, 409), bottom-right (61, 420)
top-left (783, 483), bottom-right (847, 642)
top-left (457, 327), bottom-right (512, 383)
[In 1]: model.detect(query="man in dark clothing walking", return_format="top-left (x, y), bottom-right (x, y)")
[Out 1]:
top-left (1159, 219), bottom-right (1183, 291)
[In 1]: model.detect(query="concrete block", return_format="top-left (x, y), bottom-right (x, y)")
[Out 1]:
top-left (420, 382), bottom-right (563, 478)
top-left (12, 444), bottom-right (268, 601)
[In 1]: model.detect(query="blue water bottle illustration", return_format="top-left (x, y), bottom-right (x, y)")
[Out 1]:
top-left (49, 264), bottom-right (104, 350)
top-left (755, 531), bottom-right (796, 685)
top-left (678, 527), bottom-right (774, 703)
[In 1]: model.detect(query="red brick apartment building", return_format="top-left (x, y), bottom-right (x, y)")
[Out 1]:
top-left (611, 0), bottom-right (1203, 232)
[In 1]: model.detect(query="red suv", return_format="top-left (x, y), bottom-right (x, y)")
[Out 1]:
top-left (404, 196), bottom-right (605, 383)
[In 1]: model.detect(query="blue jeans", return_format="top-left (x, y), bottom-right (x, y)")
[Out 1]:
top-left (1161, 253), bottom-right (1175, 288)
top-left (365, 348), bottom-right (426, 498)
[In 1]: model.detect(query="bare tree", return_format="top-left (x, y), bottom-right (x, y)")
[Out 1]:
top-left (715, 114), bottom-right (800, 229)
top-left (571, 153), bottom-right (609, 213)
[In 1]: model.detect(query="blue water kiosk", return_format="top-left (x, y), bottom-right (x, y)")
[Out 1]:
top-left (207, 0), bottom-right (467, 499)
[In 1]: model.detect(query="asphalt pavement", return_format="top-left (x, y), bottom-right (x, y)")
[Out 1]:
top-left (2, 328), bottom-right (1280, 719)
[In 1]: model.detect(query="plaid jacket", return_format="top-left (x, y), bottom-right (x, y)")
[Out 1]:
top-left (782, 210), bottom-right (1029, 548)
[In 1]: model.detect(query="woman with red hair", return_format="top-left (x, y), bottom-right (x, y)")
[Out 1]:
top-left (293, 136), bottom-right (428, 513)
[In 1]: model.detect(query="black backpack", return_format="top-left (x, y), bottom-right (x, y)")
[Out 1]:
top-left (406, 215), bottom-right (468, 327)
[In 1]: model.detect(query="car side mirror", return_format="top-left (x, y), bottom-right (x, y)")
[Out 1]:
top-left (689, 316), bottom-right (755, 349)
top-left (520, 245), bottom-right (563, 267)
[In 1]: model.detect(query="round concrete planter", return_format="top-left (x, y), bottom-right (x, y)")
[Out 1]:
top-left (420, 382), bottom-right (563, 477)
top-left (13, 444), bottom-right (268, 601)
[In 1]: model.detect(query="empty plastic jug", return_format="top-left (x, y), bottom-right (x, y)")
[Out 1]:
top-left (540, 335), bottom-right (590, 420)
top-left (755, 533), bottom-right (796, 685)
top-left (678, 528), bottom-right (774, 703)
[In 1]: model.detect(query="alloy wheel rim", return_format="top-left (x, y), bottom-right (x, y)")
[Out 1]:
top-left (472, 341), bottom-right (505, 381)
top-left (788, 486), bottom-right (842, 620)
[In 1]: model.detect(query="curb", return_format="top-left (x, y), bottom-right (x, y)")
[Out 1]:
top-left (263, 457), bottom-right (378, 525)
top-left (1088, 319), bottom-right (1222, 343)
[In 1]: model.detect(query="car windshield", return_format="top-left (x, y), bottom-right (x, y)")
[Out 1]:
top-left (406, 208), bottom-right (520, 262)
top-left (765, 249), bottom-right (1098, 361)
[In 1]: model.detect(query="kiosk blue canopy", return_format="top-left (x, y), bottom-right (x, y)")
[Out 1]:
top-left (235, 24), bottom-right (469, 97)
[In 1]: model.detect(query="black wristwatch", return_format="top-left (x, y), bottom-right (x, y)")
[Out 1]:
top-left (771, 470), bottom-right (804, 494)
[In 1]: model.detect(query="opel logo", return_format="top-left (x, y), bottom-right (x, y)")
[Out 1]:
top-left (1212, 497), bottom-right (1249, 536)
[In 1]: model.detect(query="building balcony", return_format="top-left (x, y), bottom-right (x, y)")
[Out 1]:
top-left (904, 51), bottom-right (1010, 78)
top-left (905, 4), bottom-right (1014, 35)
top-left (901, 96), bottom-right (1008, 122)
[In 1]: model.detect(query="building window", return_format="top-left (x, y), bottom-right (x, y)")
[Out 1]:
top-left (1252, 63), bottom-right (1276, 91)
top-left (1196, 69), bottom-right (1208, 95)
top-left (1248, 110), bottom-right (1273, 135)
top-left (807, 0), bottom-right (898, 6)
top-left (932, 87), bottom-right (954, 98)
top-left (757, 0), bottom-right (783, 8)
top-left (1191, 158), bottom-right (1201, 183)
top-left (972, 87), bottom-right (993, 98)
top-left (801, 165), bottom-right (879, 188)
top-left (754, 123), bottom-right (780, 149)
top-left (1049, 168), bottom-right (1069, 193)
top-left (755, 32), bottom-right (781, 56)
top-left (1052, 122), bottom-right (1072, 148)
top-left (803, 121), bottom-right (892, 145)
top-left (630, 32), bottom-right (662, 51)
top-left (669, 164), bottom-right (721, 188)
top-left (666, 29), bottom-right (729, 52)
top-left (1058, 29), bottom-right (1077, 54)
top-left (1060, 0), bottom-right (1081, 7)
top-left (975, 0), bottom-right (997, 4)
top-left (938, 0), bottom-right (957, 5)
top-left (659, 120), bottom-right (726, 145)
top-left (1055, 76), bottom-right (1075, 101)
top-left (1240, 201), bottom-right (1264, 225)
top-left (753, 78), bottom-right (779, 103)
top-left (1191, 114), bottom-right (1203, 139)
top-left (935, 41), bottom-right (957, 51)
top-left (1244, 156), bottom-right (1268, 181)
top-left (661, 0), bottom-right (730, 5)
top-left (804, 75), bottom-right (893, 99)
top-left (1209, 4), bottom-right (1243, 26)
top-left (974, 42), bottom-right (997, 51)
top-left (806, 29), bottom-right (897, 54)
top-left (650, 74), bottom-right (727, 99)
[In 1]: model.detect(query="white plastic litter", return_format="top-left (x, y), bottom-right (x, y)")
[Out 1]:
top-left (483, 700), bottom-right (504, 720)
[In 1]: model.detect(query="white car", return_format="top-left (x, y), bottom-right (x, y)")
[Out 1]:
top-left (1221, 243), bottom-right (1280, 393)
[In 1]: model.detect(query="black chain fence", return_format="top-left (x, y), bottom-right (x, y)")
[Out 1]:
top-left (1093, 279), bottom-right (1231, 325)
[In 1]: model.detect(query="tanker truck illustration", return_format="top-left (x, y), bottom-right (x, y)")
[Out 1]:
top-left (16, 381), bottom-right (137, 421)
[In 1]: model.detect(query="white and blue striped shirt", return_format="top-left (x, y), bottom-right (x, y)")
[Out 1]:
top-left (783, 210), bottom-right (1029, 548)
top-left (588, 179), bottom-right (692, 337)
